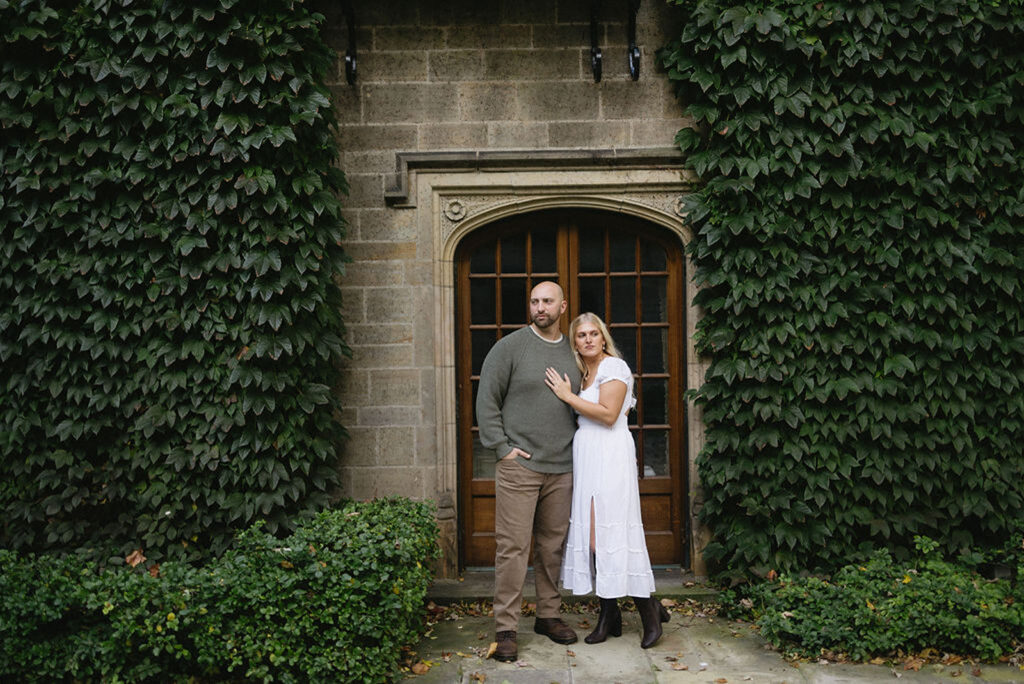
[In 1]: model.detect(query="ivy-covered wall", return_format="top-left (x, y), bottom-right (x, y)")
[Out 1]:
top-left (0, 0), bottom-right (348, 561)
top-left (662, 0), bottom-right (1024, 577)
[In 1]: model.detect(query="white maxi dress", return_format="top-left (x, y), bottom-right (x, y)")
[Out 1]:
top-left (561, 356), bottom-right (656, 598)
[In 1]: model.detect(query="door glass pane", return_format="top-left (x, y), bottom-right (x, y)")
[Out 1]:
top-left (472, 329), bottom-right (496, 375)
top-left (641, 327), bottom-right (667, 374)
top-left (578, 276), bottom-right (604, 317)
top-left (500, 278), bottom-right (528, 325)
top-left (472, 432), bottom-right (496, 478)
top-left (471, 246), bottom-right (495, 273)
top-left (615, 327), bottom-right (637, 371)
top-left (641, 276), bottom-right (667, 323)
top-left (641, 240), bottom-right (666, 271)
top-left (609, 232), bottom-right (635, 272)
top-left (501, 235), bottom-right (526, 273)
top-left (641, 377), bottom-right (667, 424)
top-left (470, 279), bottom-right (495, 325)
top-left (610, 276), bottom-right (635, 323)
top-left (641, 430), bottom-right (668, 477)
top-left (531, 229), bottom-right (557, 274)
top-left (578, 231), bottom-right (604, 272)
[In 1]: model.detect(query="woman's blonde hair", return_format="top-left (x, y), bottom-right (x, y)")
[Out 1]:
top-left (569, 312), bottom-right (622, 376)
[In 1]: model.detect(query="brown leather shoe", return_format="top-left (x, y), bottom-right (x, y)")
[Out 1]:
top-left (533, 617), bottom-right (578, 644)
top-left (493, 630), bottom-right (517, 662)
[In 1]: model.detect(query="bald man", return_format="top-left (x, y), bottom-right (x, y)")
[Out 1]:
top-left (476, 281), bottom-right (583, 661)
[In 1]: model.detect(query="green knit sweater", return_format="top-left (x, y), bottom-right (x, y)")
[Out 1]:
top-left (475, 325), bottom-right (582, 474)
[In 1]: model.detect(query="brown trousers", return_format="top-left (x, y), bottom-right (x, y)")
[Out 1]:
top-left (493, 458), bottom-right (573, 633)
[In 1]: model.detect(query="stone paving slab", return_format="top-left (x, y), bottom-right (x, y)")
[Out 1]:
top-left (408, 608), bottom-right (1024, 684)
top-left (410, 570), bottom-right (1024, 684)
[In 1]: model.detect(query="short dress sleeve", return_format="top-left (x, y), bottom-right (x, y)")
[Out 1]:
top-left (596, 357), bottom-right (637, 411)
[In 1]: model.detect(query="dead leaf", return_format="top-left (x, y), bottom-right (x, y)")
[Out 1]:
top-left (903, 658), bottom-right (924, 671)
top-left (125, 549), bottom-right (146, 567)
top-left (566, 650), bottom-right (575, 657)
top-left (972, 667), bottom-right (982, 677)
top-left (411, 661), bottom-right (430, 675)
top-left (766, 569), bottom-right (778, 581)
top-left (716, 679), bottom-right (728, 683)
top-left (485, 642), bottom-right (497, 659)
top-left (870, 657), bottom-right (887, 665)
top-left (147, 563), bottom-right (160, 578)
top-left (671, 663), bottom-right (689, 671)
top-left (470, 673), bottom-right (486, 682)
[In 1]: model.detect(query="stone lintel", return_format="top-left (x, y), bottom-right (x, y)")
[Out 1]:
top-left (384, 146), bottom-right (684, 206)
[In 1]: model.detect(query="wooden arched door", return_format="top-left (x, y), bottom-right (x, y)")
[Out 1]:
top-left (456, 209), bottom-right (688, 568)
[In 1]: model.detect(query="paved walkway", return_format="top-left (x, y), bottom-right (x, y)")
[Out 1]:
top-left (409, 570), bottom-right (1024, 684)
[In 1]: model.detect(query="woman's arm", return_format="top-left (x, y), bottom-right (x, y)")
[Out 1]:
top-left (544, 367), bottom-right (627, 427)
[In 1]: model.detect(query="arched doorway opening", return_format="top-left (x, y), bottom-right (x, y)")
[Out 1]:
top-left (455, 208), bottom-right (688, 568)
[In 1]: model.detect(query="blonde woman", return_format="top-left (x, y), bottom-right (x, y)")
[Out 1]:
top-left (544, 312), bottom-right (667, 648)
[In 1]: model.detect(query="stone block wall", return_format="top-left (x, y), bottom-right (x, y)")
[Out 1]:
top-left (315, 0), bottom-right (687, 502)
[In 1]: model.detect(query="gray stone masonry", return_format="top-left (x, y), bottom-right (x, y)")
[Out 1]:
top-left (317, 0), bottom-right (688, 506)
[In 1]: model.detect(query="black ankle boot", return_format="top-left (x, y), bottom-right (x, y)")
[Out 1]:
top-left (632, 596), bottom-right (663, 649)
top-left (585, 598), bottom-right (622, 644)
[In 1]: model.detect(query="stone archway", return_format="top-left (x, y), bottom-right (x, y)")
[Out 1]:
top-left (409, 164), bottom-right (710, 577)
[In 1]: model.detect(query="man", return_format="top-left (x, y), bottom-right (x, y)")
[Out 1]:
top-left (476, 280), bottom-right (583, 662)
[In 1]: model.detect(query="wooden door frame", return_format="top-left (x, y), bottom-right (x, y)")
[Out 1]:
top-left (455, 210), bottom-right (689, 568)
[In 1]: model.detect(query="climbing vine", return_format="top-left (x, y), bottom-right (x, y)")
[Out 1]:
top-left (0, 0), bottom-right (349, 561)
top-left (661, 1), bottom-right (1024, 577)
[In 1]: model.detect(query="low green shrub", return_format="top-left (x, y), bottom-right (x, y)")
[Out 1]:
top-left (0, 497), bottom-right (438, 683)
top-left (741, 536), bottom-right (1024, 662)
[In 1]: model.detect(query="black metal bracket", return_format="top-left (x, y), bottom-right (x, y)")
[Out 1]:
top-left (343, 0), bottom-right (357, 85)
top-left (627, 0), bottom-right (641, 81)
top-left (590, 1), bottom-right (602, 83)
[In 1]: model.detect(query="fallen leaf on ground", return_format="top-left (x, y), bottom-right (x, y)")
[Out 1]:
top-left (411, 661), bottom-right (430, 675)
top-left (870, 657), bottom-right (887, 665)
top-left (125, 549), bottom-right (146, 567)
top-left (470, 673), bottom-right (486, 682)
top-left (566, 650), bottom-right (575, 657)
top-left (715, 678), bottom-right (728, 683)
top-left (485, 642), bottom-right (497, 659)
top-left (903, 657), bottom-right (924, 671)
top-left (671, 663), bottom-right (688, 671)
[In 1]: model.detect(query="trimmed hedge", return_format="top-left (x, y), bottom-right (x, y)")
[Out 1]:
top-left (0, 0), bottom-right (348, 561)
top-left (0, 498), bottom-right (439, 683)
top-left (661, 1), bottom-right (1024, 577)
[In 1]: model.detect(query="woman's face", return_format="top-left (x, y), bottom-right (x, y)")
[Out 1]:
top-left (574, 321), bottom-right (604, 359)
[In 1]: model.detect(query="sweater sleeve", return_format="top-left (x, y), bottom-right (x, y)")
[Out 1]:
top-left (475, 339), bottom-right (514, 460)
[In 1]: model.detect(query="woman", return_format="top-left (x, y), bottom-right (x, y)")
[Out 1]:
top-left (544, 312), bottom-right (667, 648)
